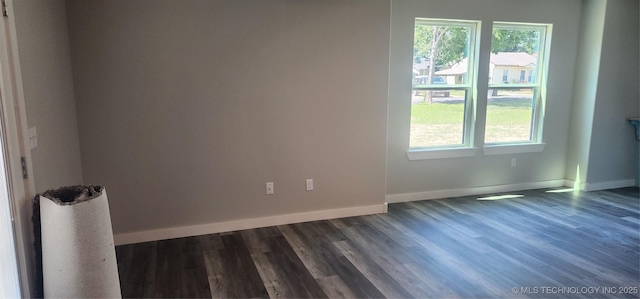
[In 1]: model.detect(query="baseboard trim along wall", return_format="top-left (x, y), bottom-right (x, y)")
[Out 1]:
top-left (114, 203), bottom-right (388, 245)
top-left (566, 179), bottom-right (637, 192)
top-left (385, 180), bottom-right (567, 203)
top-left (115, 178), bottom-right (636, 245)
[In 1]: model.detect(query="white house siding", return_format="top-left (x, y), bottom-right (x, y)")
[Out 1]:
top-left (490, 66), bottom-right (535, 84)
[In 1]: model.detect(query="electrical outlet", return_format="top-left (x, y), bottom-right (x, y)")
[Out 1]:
top-left (306, 179), bottom-right (313, 191)
top-left (266, 182), bottom-right (274, 195)
top-left (511, 158), bottom-right (517, 168)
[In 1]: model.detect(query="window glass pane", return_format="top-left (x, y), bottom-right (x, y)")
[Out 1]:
top-left (485, 88), bottom-right (534, 143)
top-left (410, 90), bottom-right (467, 147)
top-left (489, 27), bottom-right (541, 85)
top-left (411, 19), bottom-right (474, 149)
top-left (413, 22), bottom-right (472, 87)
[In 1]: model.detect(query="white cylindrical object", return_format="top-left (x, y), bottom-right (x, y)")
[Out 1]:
top-left (40, 186), bottom-right (121, 298)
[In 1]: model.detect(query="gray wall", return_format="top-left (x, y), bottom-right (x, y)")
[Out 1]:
top-left (13, 0), bottom-right (83, 192)
top-left (565, 0), bottom-right (607, 184)
top-left (566, 0), bottom-right (640, 186)
top-left (586, 0), bottom-right (639, 184)
top-left (66, 0), bottom-right (390, 235)
top-left (387, 0), bottom-right (582, 195)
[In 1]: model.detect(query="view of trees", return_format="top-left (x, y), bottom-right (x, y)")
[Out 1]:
top-left (491, 29), bottom-right (539, 54)
top-left (414, 26), bottom-right (539, 71)
top-left (413, 25), bottom-right (539, 103)
top-left (413, 26), bottom-right (468, 70)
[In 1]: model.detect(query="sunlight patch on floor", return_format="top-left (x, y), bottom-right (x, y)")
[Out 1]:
top-left (477, 194), bottom-right (524, 201)
top-left (546, 188), bottom-right (575, 193)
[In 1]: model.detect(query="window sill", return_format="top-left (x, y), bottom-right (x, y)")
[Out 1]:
top-left (407, 147), bottom-right (478, 160)
top-left (482, 143), bottom-right (546, 155)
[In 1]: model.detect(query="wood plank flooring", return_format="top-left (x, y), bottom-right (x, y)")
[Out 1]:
top-left (116, 187), bottom-right (640, 298)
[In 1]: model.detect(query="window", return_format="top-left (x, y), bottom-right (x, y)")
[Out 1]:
top-left (410, 19), bottom-right (478, 149)
top-left (406, 19), bottom-right (551, 158)
top-left (485, 23), bottom-right (549, 144)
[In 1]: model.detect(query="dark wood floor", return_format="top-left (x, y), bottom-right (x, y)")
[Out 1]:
top-left (116, 187), bottom-right (640, 298)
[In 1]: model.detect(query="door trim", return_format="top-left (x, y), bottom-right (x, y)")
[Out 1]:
top-left (0, 0), bottom-right (37, 296)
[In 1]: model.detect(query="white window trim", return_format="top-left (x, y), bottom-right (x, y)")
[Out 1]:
top-left (408, 147), bottom-right (479, 160)
top-left (485, 22), bottom-right (551, 147)
top-left (482, 143), bottom-right (546, 155)
top-left (409, 18), bottom-right (479, 151)
top-left (405, 20), bottom-right (552, 160)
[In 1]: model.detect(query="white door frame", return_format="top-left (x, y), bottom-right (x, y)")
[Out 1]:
top-left (0, 0), bottom-right (38, 297)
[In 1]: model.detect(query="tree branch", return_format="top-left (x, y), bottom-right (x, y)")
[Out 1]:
top-left (434, 27), bottom-right (449, 44)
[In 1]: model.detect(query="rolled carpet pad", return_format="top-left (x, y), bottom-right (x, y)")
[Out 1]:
top-left (39, 185), bottom-right (121, 298)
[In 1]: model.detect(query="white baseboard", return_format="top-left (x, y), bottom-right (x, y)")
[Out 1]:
top-left (114, 178), bottom-right (635, 245)
top-left (565, 179), bottom-right (636, 191)
top-left (114, 203), bottom-right (388, 245)
top-left (385, 180), bottom-right (566, 203)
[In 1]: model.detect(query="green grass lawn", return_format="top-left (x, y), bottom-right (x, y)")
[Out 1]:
top-left (411, 96), bottom-right (534, 147)
top-left (449, 90), bottom-right (465, 97)
top-left (411, 102), bottom-right (466, 125)
top-left (411, 99), bottom-right (532, 125)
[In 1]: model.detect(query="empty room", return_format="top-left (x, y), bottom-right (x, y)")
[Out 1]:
top-left (0, 0), bottom-right (639, 298)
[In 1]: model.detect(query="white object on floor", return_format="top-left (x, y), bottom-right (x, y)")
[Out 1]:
top-left (40, 186), bottom-right (121, 298)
